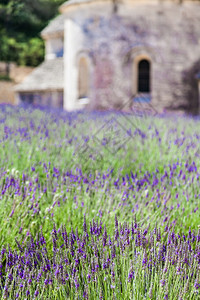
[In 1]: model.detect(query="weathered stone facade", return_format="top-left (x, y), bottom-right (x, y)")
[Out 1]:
top-left (16, 0), bottom-right (200, 114)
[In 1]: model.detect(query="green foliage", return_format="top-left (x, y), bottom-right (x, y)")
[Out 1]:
top-left (18, 38), bottom-right (45, 66)
top-left (0, 0), bottom-right (66, 66)
top-left (0, 74), bottom-right (11, 81)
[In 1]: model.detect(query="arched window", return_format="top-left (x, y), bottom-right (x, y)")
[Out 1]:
top-left (137, 59), bottom-right (150, 93)
top-left (78, 57), bottom-right (89, 99)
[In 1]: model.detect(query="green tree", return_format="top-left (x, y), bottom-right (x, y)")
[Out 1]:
top-left (0, 0), bottom-right (66, 67)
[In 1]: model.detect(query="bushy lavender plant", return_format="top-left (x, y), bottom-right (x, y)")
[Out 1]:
top-left (0, 104), bottom-right (199, 298)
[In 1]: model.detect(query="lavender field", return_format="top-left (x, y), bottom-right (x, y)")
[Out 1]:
top-left (0, 105), bottom-right (199, 299)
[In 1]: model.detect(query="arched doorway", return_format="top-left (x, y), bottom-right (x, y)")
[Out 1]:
top-left (137, 59), bottom-right (150, 93)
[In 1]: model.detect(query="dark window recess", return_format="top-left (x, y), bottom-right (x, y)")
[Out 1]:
top-left (138, 60), bottom-right (150, 93)
top-left (56, 48), bottom-right (64, 58)
top-left (20, 93), bottom-right (33, 104)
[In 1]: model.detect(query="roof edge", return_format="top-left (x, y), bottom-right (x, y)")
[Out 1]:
top-left (14, 57), bottom-right (64, 92)
top-left (59, 0), bottom-right (200, 13)
top-left (15, 87), bottom-right (64, 92)
top-left (41, 30), bottom-right (64, 40)
top-left (59, 0), bottom-right (109, 13)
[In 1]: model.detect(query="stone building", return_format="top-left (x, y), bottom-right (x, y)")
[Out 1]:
top-left (197, 72), bottom-right (200, 108)
top-left (15, 0), bottom-right (200, 114)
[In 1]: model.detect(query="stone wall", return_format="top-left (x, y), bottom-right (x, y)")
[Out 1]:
top-left (0, 62), bottom-right (34, 105)
top-left (10, 65), bottom-right (34, 84)
top-left (0, 81), bottom-right (16, 105)
top-left (17, 90), bottom-right (63, 108)
top-left (64, 0), bottom-right (200, 114)
top-left (45, 35), bottom-right (64, 60)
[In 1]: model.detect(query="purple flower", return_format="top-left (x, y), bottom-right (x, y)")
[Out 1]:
top-left (160, 279), bottom-right (166, 287)
top-left (194, 281), bottom-right (200, 290)
top-left (87, 274), bottom-right (91, 282)
top-left (9, 209), bottom-right (15, 218)
top-left (128, 271), bottom-right (134, 282)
